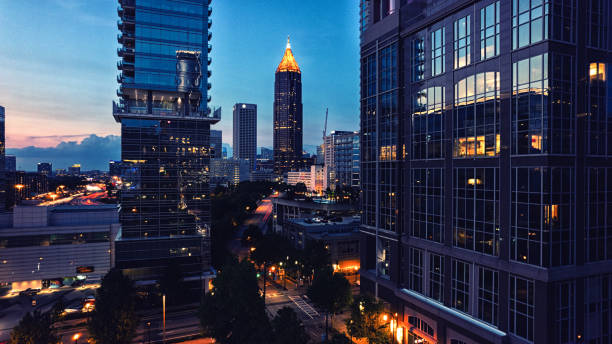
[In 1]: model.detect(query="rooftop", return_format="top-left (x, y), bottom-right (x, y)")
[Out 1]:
top-left (276, 36), bottom-right (300, 73)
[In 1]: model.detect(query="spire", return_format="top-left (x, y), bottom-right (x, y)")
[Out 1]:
top-left (277, 36), bottom-right (300, 73)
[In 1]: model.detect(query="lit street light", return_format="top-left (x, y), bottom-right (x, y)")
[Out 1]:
top-left (72, 333), bottom-right (81, 344)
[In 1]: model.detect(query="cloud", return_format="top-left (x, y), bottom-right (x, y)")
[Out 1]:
top-left (6, 134), bottom-right (120, 172)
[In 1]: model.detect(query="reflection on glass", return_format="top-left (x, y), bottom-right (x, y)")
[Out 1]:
top-left (454, 15), bottom-right (471, 69)
top-left (431, 27), bottom-right (445, 76)
top-left (512, 0), bottom-right (549, 50)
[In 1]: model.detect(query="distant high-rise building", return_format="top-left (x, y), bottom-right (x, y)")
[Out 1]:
top-left (210, 158), bottom-right (250, 188)
top-left (222, 146), bottom-right (228, 158)
top-left (233, 103), bottom-right (257, 170)
top-left (4, 156), bottom-right (15, 172)
top-left (0, 106), bottom-right (5, 171)
top-left (315, 144), bottom-right (324, 165)
top-left (273, 37), bottom-right (303, 175)
top-left (68, 164), bottom-right (81, 176)
top-left (37, 162), bottom-right (52, 176)
top-left (210, 130), bottom-right (223, 159)
top-left (108, 160), bottom-right (122, 177)
top-left (360, 1), bottom-right (612, 344)
top-left (260, 147), bottom-right (273, 160)
top-left (113, 0), bottom-right (216, 287)
top-left (329, 131), bottom-right (359, 189)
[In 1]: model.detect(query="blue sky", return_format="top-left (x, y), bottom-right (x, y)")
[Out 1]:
top-left (0, 0), bottom-right (360, 170)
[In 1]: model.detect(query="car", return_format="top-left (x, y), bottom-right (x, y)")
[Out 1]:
top-left (19, 288), bottom-right (39, 297)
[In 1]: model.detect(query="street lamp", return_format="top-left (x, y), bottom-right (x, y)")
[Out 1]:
top-left (72, 333), bottom-right (81, 344)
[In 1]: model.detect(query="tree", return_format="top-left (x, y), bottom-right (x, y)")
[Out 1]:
top-left (271, 307), bottom-right (309, 344)
top-left (200, 258), bottom-right (271, 343)
top-left (88, 268), bottom-right (139, 344)
top-left (328, 333), bottom-right (351, 344)
top-left (9, 311), bottom-right (57, 344)
top-left (301, 240), bottom-right (331, 283)
top-left (307, 267), bottom-right (352, 340)
top-left (241, 224), bottom-right (263, 247)
top-left (157, 261), bottom-right (185, 305)
top-left (51, 297), bottom-right (66, 322)
top-left (251, 233), bottom-right (291, 300)
top-left (345, 294), bottom-right (388, 344)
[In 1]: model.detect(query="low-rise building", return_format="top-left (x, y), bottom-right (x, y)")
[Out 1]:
top-left (272, 197), bottom-right (357, 234)
top-left (285, 216), bottom-right (360, 276)
top-left (0, 204), bottom-right (119, 292)
top-left (286, 165), bottom-right (328, 193)
top-left (250, 169), bottom-right (275, 183)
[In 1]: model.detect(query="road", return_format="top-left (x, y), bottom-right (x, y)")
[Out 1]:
top-left (70, 191), bottom-right (107, 206)
top-left (227, 196), bottom-right (274, 260)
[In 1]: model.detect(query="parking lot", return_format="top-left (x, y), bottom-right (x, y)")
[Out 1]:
top-left (0, 284), bottom-right (98, 342)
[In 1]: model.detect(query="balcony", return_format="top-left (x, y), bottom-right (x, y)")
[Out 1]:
top-left (208, 6), bottom-right (212, 16)
top-left (207, 70), bottom-right (211, 78)
top-left (207, 44), bottom-right (212, 53)
top-left (207, 57), bottom-right (212, 66)
top-left (119, 0), bottom-right (135, 8)
top-left (207, 95), bottom-right (212, 103)
top-left (207, 82), bottom-right (211, 90)
top-left (208, 18), bottom-right (212, 29)
top-left (117, 60), bottom-right (135, 71)
top-left (112, 100), bottom-right (221, 123)
top-left (117, 47), bottom-right (134, 57)
top-left (117, 32), bottom-right (135, 44)
top-left (208, 31), bottom-right (212, 41)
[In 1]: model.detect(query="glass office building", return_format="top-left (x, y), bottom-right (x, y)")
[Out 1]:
top-left (360, 0), bottom-right (612, 343)
top-left (114, 0), bottom-right (217, 287)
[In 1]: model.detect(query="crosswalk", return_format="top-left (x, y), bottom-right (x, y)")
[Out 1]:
top-left (288, 295), bottom-right (320, 319)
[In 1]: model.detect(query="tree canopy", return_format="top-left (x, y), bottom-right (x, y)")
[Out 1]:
top-left (271, 307), bottom-right (310, 344)
top-left (307, 267), bottom-right (352, 340)
top-left (9, 311), bottom-right (56, 344)
top-left (200, 258), bottom-right (271, 343)
top-left (87, 268), bottom-right (139, 344)
top-left (345, 294), bottom-right (389, 344)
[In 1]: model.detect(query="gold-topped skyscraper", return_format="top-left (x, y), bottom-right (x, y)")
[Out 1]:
top-left (273, 36), bottom-right (303, 175)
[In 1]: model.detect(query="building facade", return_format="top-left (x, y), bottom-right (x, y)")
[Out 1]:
top-left (233, 103), bottom-right (257, 170)
top-left (210, 158), bottom-right (250, 188)
top-left (325, 131), bottom-right (361, 189)
top-left (4, 156), bottom-right (15, 172)
top-left (0, 205), bottom-right (120, 291)
top-left (274, 37), bottom-right (303, 175)
top-left (360, 0), bottom-right (612, 343)
top-left (37, 163), bottom-right (52, 176)
top-left (210, 129), bottom-right (223, 159)
top-left (113, 0), bottom-right (217, 285)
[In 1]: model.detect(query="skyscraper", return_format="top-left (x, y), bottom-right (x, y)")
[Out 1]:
top-left (360, 1), bottom-right (612, 343)
top-left (233, 103), bottom-right (257, 170)
top-left (211, 129), bottom-right (223, 159)
top-left (273, 37), bottom-right (303, 175)
top-left (114, 0), bottom-right (217, 287)
top-left (0, 106), bottom-right (4, 171)
top-left (0, 106), bottom-right (6, 210)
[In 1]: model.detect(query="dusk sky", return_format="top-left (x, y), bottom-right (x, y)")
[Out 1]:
top-left (0, 0), bottom-right (360, 170)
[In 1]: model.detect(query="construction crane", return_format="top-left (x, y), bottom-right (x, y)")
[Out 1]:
top-left (322, 108), bottom-right (328, 139)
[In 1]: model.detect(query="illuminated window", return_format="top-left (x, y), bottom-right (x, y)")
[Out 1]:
top-left (454, 72), bottom-right (500, 157)
top-left (454, 15), bottom-right (471, 69)
top-left (589, 63), bottom-right (606, 81)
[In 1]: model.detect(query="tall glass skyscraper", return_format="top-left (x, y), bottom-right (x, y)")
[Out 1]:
top-left (273, 37), bottom-right (303, 175)
top-left (233, 103), bottom-right (257, 170)
top-left (114, 0), bottom-right (217, 288)
top-left (360, 0), bottom-right (612, 343)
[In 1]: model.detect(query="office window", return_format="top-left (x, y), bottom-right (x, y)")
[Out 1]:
top-left (377, 237), bottom-right (392, 279)
top-left (480, 1), bottom-right (500, 59)
top-left (379, 44), bottom-right (398, 92)
top-left (585, 274), bottom-right (612, 343)
top-left (587, 63), bottom-right (610, 155)
top-left (553, 281), bottom-right (575, 344)
top-left (409, 248), bottom-right (424, 293)
top-left (549, 53), bottom-right (574, 154)
top-left (478, 267), bottom-right (499, 326)
top-left (431, 27), bottom-right (445, 76)
top-left (429, 253), bottom-right (444, 303)
top-left (512, 167), bottom-right (574, 267)
top-left (586, 168), bottom-right (612, 262)
top-left (452, 259), bottom-right (470, 313)
top-left (412, 38), bottom-right (425, 81)
top-left (412, 168), bottom-right (444, 243)
top-left (509, 275), bottom-right (534, 342)
top-left (454, 15), bottom-right (471, 69)
top-left (587, 0), bottom-right (608, 49)
top-left (550, 0), bottom-right (575, 43)
top-left (512, 0), bottom-right (549, 50)
top-left (412, 86), bottom-right (444, 159)
top-left (512, 53), bottom-right (549, 155)
top-left (454, 72), bottom-right (500, 157)
top-left (361, 53), bottom-right (376, 228)
top-left (454, 168), bottom-right (499, 256)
